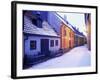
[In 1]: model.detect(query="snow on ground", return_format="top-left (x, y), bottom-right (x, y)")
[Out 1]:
top-left (30, 44), bottom-right (91, 69)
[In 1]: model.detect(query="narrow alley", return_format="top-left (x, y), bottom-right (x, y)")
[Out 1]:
top-left (30, 44), bottom-right (91, 69)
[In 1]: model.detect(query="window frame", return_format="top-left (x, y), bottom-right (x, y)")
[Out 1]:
top-left (50, 40), bottom-right (54, 47)
top-left (30, 40), bottom-right (37, 50)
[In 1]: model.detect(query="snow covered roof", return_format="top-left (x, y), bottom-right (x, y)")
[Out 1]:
top-left (24, 15), bottom-right (59, 37)
top-left (55, 13), bottom-right (74, 31)
top-left (71, 26), bottom-right (85, 37)
top-left (55, 13), bottom-right (85, 37)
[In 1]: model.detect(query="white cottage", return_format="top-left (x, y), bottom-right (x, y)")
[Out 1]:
top-left (23, 15), bottom-right (60, 58)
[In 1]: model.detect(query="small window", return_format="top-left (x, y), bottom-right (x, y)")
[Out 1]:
top-left (55, 40), bottom-right (58, 46)
top-left (50, 40), bottom-right (54, 47)
top-left (32, 18), bottom-right (37, 26)
top-left (64, 29), bottom-right (67, 36)
top-left (70, 32), bottom-right (71, 37)
top-left (30, 40), bottom-right (36, 50)
top-left (32, 18), bottom-right (42, 28)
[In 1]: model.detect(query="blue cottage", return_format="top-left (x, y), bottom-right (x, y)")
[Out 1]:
top-left (23, 11), bottom-right (60, 61)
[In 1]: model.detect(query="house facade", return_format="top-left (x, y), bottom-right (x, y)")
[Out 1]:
top-left (72, 26), bottom-right (86, 47)
top-left (47, 12), bottom-right (86, 51)
top-left (23, 11), bottom-right (60, 62)
top-left (47, 12), bottom-right (75, 51)
top-left (85, 13), bottom-right (91, 50)
top-left (60, 22), bottom-right (74, 49)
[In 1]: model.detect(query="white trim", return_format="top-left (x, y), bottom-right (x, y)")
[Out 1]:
top-left (16, 3), bottom-right (96, 77)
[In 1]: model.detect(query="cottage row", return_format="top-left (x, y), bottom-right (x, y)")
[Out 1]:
top-left (23, 11), bottom-right (86, 63)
